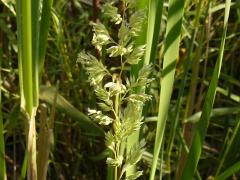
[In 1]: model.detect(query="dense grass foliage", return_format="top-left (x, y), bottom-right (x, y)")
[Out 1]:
top-left (0, 0), bottom-right (240, 179)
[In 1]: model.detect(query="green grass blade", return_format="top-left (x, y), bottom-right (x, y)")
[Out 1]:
top-left (215, 161), bottom-right (240, 180)
top-left (32, 0), bottom-right (53, 107)
top-left (39, 86), bottom-right (104, 137)
top-left (144, 0), bottom-right (164, 65)
top-left (149, 0), bottom-right (185, 179)
top-left (21, 149), bottom-right (28, 180)
top-left (18, 0), bottom-right (33, 115)
top-left (0, 48), bottom-right (6, 180)
top-left (16, 0), bottom-right (24, 109)
top-left (181, 0), bottom-right (231, 178)
top-left (32, 0), bottom-right (40, 107)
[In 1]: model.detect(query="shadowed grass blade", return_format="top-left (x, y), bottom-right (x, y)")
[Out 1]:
top-left (32, 0), bottom-right (40, 106)
top-left (39, 86), bottom-right (104, 137)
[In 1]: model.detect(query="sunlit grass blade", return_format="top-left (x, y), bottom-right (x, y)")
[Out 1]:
top-left (149, 0), bottom-right (185, 179)
top-left (17, 0), bottom-right (33, 114)
top-left (181, 0), bottom-right (231, 178)
top-left (0, 48), bottom-right (6, 180)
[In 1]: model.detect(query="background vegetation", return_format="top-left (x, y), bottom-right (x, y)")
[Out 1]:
top-left (0, 0), bottom-right (240, 179)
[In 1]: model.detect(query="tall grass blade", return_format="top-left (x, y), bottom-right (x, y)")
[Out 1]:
top-left (143, 0), bottom-right (163, 65)
top-left (18, 0), bottom-right (34, 115)
top-left (181, 0), bottom-right (231, 178)
top-left (38, 0), bottom-right (53, 79)
top-left (0, 48), bottom-right (6, 180)
top-left (32, 0), bottom-right (53, 106)
top-left (32, 0), bottom-right (40, 107)
top-left (149, 0), bottom-right (184, 179)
